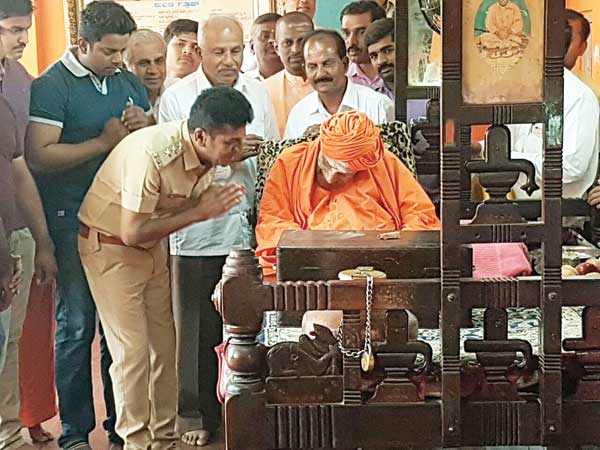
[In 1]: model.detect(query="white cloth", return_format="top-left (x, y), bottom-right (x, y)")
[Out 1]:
top-left (241, 46), bottom-right (257, 73)
top-left (283, 78), bottom-right (395, 139)
top-left (244, 68), bottom-right (264, 82)
top-left (151, 77), bottom-right (179, 121)
top-left (509, 68), bottom-right (599, 200)
top-left (159, 67), bottom-right (279, 256)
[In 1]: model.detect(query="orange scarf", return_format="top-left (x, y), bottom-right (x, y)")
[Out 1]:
top-left (289, 111), bottom-right (404, 229)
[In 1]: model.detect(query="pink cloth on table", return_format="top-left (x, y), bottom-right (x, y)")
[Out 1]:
top-left (472, 243), bottom-right (532, 278)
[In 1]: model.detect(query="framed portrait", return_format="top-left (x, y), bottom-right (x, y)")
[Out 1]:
top-left (408, 0), bottom-right (441, 86)
top-left (462, 0), bottom-right (545, 104)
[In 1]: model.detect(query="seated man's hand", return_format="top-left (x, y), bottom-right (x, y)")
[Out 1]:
top-left (589, 185), bottom-right (600, 208)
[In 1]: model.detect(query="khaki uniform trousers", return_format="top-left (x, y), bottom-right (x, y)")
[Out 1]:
top-left (78, 230), bottom-right (177, 450)
top-left (0, 228), bottom-right (35, 450)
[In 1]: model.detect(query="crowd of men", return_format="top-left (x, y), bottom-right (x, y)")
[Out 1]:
top-left (0, 0), bottom-right (598, 450)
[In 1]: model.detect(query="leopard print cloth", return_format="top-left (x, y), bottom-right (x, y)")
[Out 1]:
top-left (255, 121), bottom-right (415, 212)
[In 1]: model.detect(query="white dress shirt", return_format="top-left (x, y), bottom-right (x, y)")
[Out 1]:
top-left (283, 78), bottom-right (395, 139)
top-left (159, 68), bottom-right (279, 140)
top-left (244, 67), bottom-right (264, 82)
top-left (509, 68), bottom-right (599, 200)
top-left (159, 67), bottom-right (279, 256)
top-left (151, 77), bottom-right (179, 121)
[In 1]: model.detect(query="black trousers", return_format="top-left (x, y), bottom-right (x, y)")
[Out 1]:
top-left (171, 255), bottom-right (227, 433)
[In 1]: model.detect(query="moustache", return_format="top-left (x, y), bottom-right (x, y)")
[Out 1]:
top-left (347, 46), bottom-right (361, 53)
top-left (315, 77), bottom-right (334, 84)
top-left (378, 63), bottom-right (394, 72)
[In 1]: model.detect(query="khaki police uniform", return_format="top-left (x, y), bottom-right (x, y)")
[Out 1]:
top-left (78, 121), bottom-right (214, 450)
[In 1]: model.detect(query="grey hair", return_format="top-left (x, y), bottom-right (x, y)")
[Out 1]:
top-left (197, 15), bottom-right (243, 48)
top-left (124, 29), bottom-right (165, 67)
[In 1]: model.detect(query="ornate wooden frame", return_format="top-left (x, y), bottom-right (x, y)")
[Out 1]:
top-left (64, 0), bottom-right (84, 46)
top-left (213, 1), bottom-right (600, 448)
top-left (394, 0), bottom-right (440, 122)
top-left (440, 0), bottom-right (565, 445)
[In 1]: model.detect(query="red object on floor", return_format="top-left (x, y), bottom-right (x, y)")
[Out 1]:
top-left (19, 282), bottom-right (58, 427)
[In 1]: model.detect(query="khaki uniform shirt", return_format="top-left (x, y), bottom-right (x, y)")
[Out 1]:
top-left (79, 120), bottom-right (214, 244)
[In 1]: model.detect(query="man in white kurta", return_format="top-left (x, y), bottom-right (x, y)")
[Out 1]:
top-left (509, 68), bottom-right (599, 201)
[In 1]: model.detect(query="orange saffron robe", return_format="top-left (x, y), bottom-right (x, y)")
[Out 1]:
top-left (256, 143), bottom-right (440, 275)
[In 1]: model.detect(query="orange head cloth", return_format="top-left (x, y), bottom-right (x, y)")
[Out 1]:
top-left (319, 110), bottom-right (384, 172)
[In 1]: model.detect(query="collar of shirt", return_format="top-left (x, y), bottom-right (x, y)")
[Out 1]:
top-left (244, 67), bottom-right (264, 81)
top-left (347, 62), bottom-right (388, 90)
top-left (195, 66), bottom-right (249, 95)
top-left (180, 120), bottom-right (206, 172)
top-left (61, 47), bottom-right (121, 95)
top-left (311, 77), bottom-right (359, 116)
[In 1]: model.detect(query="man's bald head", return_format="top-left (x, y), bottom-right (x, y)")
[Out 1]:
top-left (125, 29), bottom-right (167, 97)
top-left (277, 11), bottom-right (314, 30)
top-left (275, 12), bottom-right (314, 76)
top-left (198, 15), bottom-right (244, 48)
top-left (125, 29), bottom-right (165, 66)
top-left (198, 15), bottom-right (244, 87)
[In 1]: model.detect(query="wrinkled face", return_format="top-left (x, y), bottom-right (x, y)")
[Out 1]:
top-left (0, 15), bottom-right (32, 60)
top-left (283, 0), bottom-right (316, 19)
top-left (317, 152), bottom-right (356, 189)
top-left (564, 18), bottom-right (588, 70)
top-left (304, 37), bottom-right (348, 95)
top-left (275, 20), bottom-right (313, 76)
top-left (166, 32), bottom-right (201, 78)
top-left (79, 33), bottom-right (131, 77)
top-left (201, 25), bottom-right (244, 87)
top-left (368, 35), bottom-right (395, 84)
top-left (341, 13), bottom-right (373, 65)
top-left (127, 41), bottom-right (167, 94)
top-left (193, 126), bottom-right (246, 166)
top-left (251, 21), bottom-right (280, 69)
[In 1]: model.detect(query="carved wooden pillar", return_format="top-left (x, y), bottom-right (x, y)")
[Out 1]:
top-left (214, 249), bottom-right (273, 450)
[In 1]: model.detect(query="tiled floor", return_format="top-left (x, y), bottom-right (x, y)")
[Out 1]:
top-left (21, 338), bottom-right (224, 450)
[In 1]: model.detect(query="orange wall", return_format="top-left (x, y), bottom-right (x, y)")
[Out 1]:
top-left (21, 0), bottom-right (66, 77)
top-left (566, 0), bottom-right (600, 81)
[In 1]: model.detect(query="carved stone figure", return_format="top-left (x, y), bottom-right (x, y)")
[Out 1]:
top-left (267, 324), bottom-right (342, 377)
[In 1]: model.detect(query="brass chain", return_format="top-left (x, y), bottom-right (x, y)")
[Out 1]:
top-left (336, 275), bottom-right (373, 358)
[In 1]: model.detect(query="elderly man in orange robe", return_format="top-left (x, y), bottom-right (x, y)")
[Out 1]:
top-left (256, 110), bottom-right (440, 275)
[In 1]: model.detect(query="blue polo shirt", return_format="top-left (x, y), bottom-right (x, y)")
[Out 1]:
top-left (29, 48), bottom-right (150, 232)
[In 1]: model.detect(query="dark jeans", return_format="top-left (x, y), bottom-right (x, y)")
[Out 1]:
top-left (171, 255), bottom-right (226, 433)
top-left (52, 227), bottom-right (123, 448)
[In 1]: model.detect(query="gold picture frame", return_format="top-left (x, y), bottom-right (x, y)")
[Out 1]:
top-left (461, 0), bottom-right (545, 105)
top-left (65, 0), bottom-right (84, 46)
